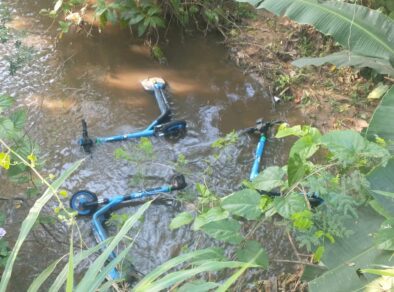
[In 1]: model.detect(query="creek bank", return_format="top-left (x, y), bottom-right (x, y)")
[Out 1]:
top-left (225, 10), bottom-right (392, 132)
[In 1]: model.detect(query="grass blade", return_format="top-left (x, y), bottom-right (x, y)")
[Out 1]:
top-left (217, 250), bottom-right (265, 292)
top-left (141, 261), bottom-right (257, 292)
top-left (0, 159), bottom-right (84, 292)
top-left (66, 228), bottom-right (74, 292)
top-left (88, 241), bottom-right (134, 291)
top-left (49, 239), bottom-right (111, 292)
top-left (27, 254), bottom-right (67, 292)
top-left (97, 279), bottom-right (123, 292)
top-left (76, 201), bottom-right (151, 292)
top-left (133, 248), bottom-right (221, 291)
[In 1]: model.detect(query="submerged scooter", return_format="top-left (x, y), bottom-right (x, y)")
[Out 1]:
top-left (79, 77), bottom-right (187, 153)
top-left (245, 118), bottom-right (323, 207)
top-left (70, 174), bottom-right (187, 280)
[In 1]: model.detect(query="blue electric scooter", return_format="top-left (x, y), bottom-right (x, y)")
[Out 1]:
top-left (70, 174), bottom-right (187, 280)
top-left (245, 118), bottom-right (323, 207)
top-left (80, 77), bottom-right (187, 153)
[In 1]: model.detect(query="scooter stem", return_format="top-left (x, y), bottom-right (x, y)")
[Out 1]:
top-left (250, 134), bottom-right (267, 180)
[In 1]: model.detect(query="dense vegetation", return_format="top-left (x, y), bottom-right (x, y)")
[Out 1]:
top-left (0, 0), bottom-right (393, 291)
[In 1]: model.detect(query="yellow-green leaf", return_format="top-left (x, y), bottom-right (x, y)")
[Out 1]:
top-left (27, 153), bottom-right (37, 168)
top-left (59, 189), bottom-right (68, 198)
top-left (0, 153), bottom-right (10, 170)
top-left (367, 83), bottom-right (389, 100)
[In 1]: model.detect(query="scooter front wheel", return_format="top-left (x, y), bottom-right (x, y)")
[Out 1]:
top-left (159, 120), bottom-right (187, 139)
top-left (70, 190), bottom-right (98, 216)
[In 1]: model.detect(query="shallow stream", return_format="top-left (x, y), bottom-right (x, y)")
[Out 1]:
top-left (0, 1), bottom-right (306, 290)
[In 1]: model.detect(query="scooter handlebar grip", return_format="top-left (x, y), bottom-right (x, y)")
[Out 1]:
top-left (171, 175), bottom-right (187, 191)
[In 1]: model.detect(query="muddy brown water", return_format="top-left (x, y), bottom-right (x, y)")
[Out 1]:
top-left (0, 1), bottom-right (307, 290)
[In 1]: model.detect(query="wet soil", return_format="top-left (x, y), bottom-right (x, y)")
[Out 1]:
top-left (226, 10), bottom-right (393, 134)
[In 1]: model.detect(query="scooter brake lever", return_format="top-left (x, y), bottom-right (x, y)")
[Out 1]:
top-left (80, 119), bottom-right (94, 153)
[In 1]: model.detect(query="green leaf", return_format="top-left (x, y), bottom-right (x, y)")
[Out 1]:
top-left (137, 22), bottom-right (148, 37)
top-left (274, 193), bottom-right (307, 219)
top-left (306, 207), bottom-right (391, 292)
top-left (128, 14), bottom-right (145, 25)
top-left (0, 159), bottom-right (84, 292)
top-left (255, 0), bottom-right (394, 61)
top-left (10, 109), bottom-right (27, 131)
top-left (313, 246), bottom-right (325, 263)
top-left (366, 86), bottom-right (394, 148)
top-left (170, 212), bottom-right (193, 230)
top-left (289, 130), bottom-right (321, 160)
top-left (375, 218), bottom-right (394, 251)
top-left (75, 201), bottom-right (151, 291)
top-left (291, 210), bottom-right (313, 231)
top-left (0, 95), bottom-right (13, 113)
top-left (221, 189), bottom-right (261, 220)
top-left (251, 166), bottom-right (286, 191)
top-left (201, 219), bottom-right (243, 244)
top-left (147, 6), bottom-right (161, 17)
top-left (360, 268), bottom-right (394, 277)
top-left (275, 124), bottom-right (305, 138)
top-left (321, 130), bottom-right (367, 164)
top-left (287, 153), bottom-right (306, 186)
top-left (53, 0), bottom-right (63, 12)
top-left (177, 280), bottom-right (219, 292)
top-left (149, 16), bottom-right (165, 28)
top-left (369, 199), bottom-right (392, 219)
top-left (0, 153), bottom-right (10, 170)
top-left (193, 207), bottom-right (229, 230)
top-left (368, 158), bottom-right (394, 215)
top-left (0, 118), bottom-right (14, 139)
top-left (368, 83), bottom-right (390, 100)
top-left (236, 240), bottom-right (268, 267)
top-left (293, 52), bottom-right (394, 76)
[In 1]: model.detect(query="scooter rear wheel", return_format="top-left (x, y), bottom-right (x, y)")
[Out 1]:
top-left (70, 190), bottom-right (98, 216)
top-left (160, 120), bottom-right (186, 139)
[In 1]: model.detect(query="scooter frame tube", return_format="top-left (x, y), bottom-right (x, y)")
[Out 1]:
top-left (70, 175), bottom-right (187, 280)
top-left (95, 83), bottom-right (171, 144)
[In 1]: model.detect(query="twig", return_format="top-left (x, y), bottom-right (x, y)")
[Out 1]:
top-left (384, 76), bottom-right (394, 83)
top-left (287, 230), bottom-right (301, 261)
top-left (273, 259), bottom-right (323, 268)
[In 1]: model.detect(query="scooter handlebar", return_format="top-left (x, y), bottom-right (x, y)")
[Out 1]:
top-left (252, 119), bottom-right (284, 135)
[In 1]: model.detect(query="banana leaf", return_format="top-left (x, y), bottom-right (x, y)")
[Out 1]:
top-left (256, 0), bottom-right (394, 61)
top-left (305, 207), bottom-right (391, 292)
top-left (292, 51), bottom-right (394, 76)
top-left (365, 86), bottom-right (394, 148)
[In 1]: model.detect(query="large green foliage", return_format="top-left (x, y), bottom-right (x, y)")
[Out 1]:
top-left (241, 0), bottom-right (394, 75)
top-left (301, 86), bottom-right (394, 291)
top-left (366, 86), bottom-right (394, 146)
top-left (306, 208), bottom-right (391, 292)
top-left (47, 0), bottom-right (251, 40)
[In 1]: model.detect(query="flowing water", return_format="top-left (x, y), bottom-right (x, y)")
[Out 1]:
top-left (0, 1), bottom-right (307, 290)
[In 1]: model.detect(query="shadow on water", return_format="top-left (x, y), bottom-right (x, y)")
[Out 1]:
top-left (0, 1), bottom-right (307, 290)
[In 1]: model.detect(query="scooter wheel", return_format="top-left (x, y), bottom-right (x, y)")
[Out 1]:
top-left (70, 190), bottom-right (98, 216)
top-left (161, 120), bottom-right (187, 139)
